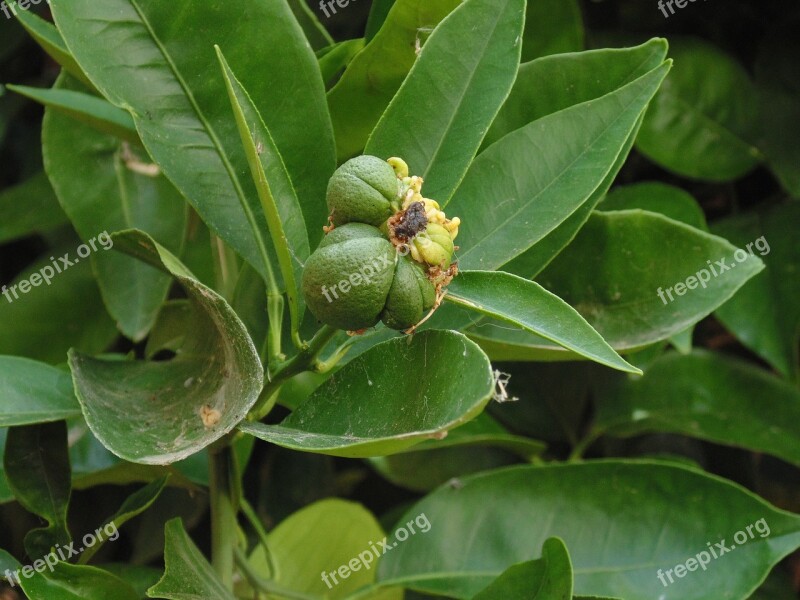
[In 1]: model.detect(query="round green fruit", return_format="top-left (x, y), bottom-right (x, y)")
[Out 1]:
top-left (380, 256), bottom-right (436, 330)
top-left (302, 224), bottom-right (395, 331)
top-left (326, 156), bottom-right (400, 227)
top-left (301, 224), bottom-right (436, 331)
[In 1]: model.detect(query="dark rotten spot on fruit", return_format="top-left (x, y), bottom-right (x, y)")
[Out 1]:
top-left (390, 201), bottom-right (428, 242)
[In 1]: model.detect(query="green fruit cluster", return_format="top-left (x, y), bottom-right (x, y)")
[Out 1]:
top-left (303, 156), bottom-right (459, 332)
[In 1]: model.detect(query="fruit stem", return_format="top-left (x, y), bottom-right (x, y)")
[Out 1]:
top-left (248, 325), bottom-right (339, 421)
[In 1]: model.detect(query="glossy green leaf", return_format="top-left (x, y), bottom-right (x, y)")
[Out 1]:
top-left (43, 73), bottom-right (186, 342)
top-left (147, 518), bottom-right (236, 600)
top-left (712, 203), bottom-right (800, 380)
top-left (521, 0), bottom-right (583, 62)
top-left (594, 350), bottom-right (800, 467)
top-left (248, 499), bottom-right (402, 599)
top-left (0, 248), bottom-right (118, 364)
top-left (485, 38), bottom-right (667, 149)
top-left (636, 38), bottom-right (761, 181)
top-left (327, 0), bottom-right (460, 161)
top-left (0, 357), bottom-right (79, 426)
top-left (377, 462), bottom-right (800, 599)
top-left (600, 182), bottom-right (707, 230)
top-left (599, 181), bottom-right (708, 353)
top-left (50, 0), bottom-right (334, 271)
top-left (366, 0), bottom-right (525, 202)
top-left (447, 271), bottom-right (639, 373)
top-left (217, 47), bottom-right (309, 342)
top-left (364, 0), bottom-right (396, 42)
top-left (20, 562), bottom-right (140, 600)
top-left (319, 39), bottom-right (365, 88)
top-left (499, 115), bottom-right (643, 279)
top-left (470, 210), bottom-right (764, 360)
top-left (80, 476), bottom-right (169, 564)
top-left (447, 62), bottom-right (670, 271)
top-left (4, 422), bottom-right (71, 558)
top-left (0, 172), bottom-right (68, 244)
top-left (287, 0), bottom-right (334, 50)
top-left (473, 538), bottom-right (573, 599)
top-left (370, 413), bottom-right (544, 492)
top-left (68, 230), bottom-right (264, 465)
top-left (9, 82), bottom-right (139, 144)
top-left (11, 3), bottom-right (94, 88)
top-left (240, 330), bottom-right (494, 458)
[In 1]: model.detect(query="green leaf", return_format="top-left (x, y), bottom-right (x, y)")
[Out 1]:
top-left (499, 115), bottom-right (643, 279)
top-left (319, 39), bottom-right (365, 88)
top-left (521, 0), bottom-right (583, 62)
top-left (0, 357), bottom-right (80, 426)
top-left (599, 182), bottom-right (707, 231)
top-left (4, 422), bottom-right (72, 558)
top-left (484, 38), bottom-right (667, 149)
top-left (216, 47), bottom-right (310, 344)
top-left (366, 0), bottom-right (525, 202)
top-left (756, 85), bottom-right (800, 198)
top-left (43, 73), bottom-right (186, 342)
top-left (240, 330), bottom-right (494, 458)
top-left (248, 499), bottom-right (402, 599)
top-left (377, 461), bottom-right (800, 599)
top-left (147, 518), bottom-right (236, 600)
top-left (327, 0), bottom-right (461, 161)
top-left (712, 203), bottom-right (800, 380)
top-left (19, 562), bottom-right (140, 600)
top-left (447, 62), bottom-right (670, 270)
top-left (599, 181), bottom-right (708, 353)
top-left (636, 38), bottom-right (761, 181)
top-left (470, 210), bottom-right (764, 360)
top-left (68, 230), bottom-right (264, 465)
top-left (50, 0), bottom-right (334, 271)
top-left (0, 172), bottom-right (68, 244)
top-left (9, 82), bottom-right (139, 144)
top-left (10, 3), bottom-right (94, 88)
top-left (287, 0), bottom-right (334, 50)
top-left (370, 413), bottom-right (545, 492)
top-left (0, 248), bottom-right (118, 364)
top-left (447, 271), bottom-right (639, 373)
top-left (594, 350), bottom-right (800, 468)
top-left (473, 538), bottom-right (574, 599)
top-left (365, 0), bottom-right (396, 42)
top-left (80, 476), bottom-right (169, 564)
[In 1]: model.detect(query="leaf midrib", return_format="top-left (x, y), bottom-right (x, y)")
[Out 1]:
top-left (458, 70), bottom-right (663, 267)
top-left (126, 0), bottom-right (271, 274)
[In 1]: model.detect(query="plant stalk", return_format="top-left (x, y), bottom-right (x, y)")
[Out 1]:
top-left (249, 324), bottom-right (339, 421)
top-left (209, 444), bottom-right (238, 589)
